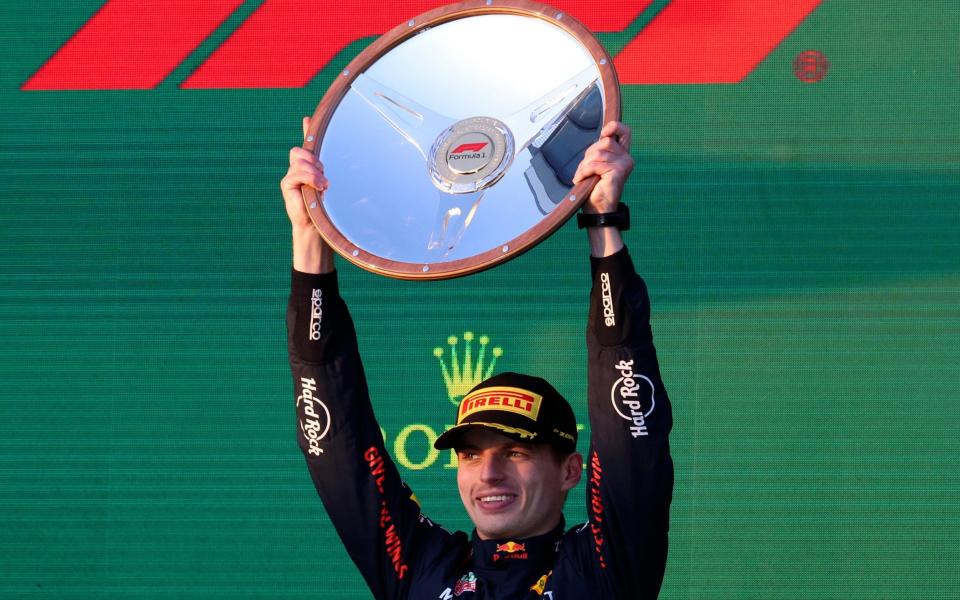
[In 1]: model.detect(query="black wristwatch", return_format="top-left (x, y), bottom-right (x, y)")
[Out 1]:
top-left (576, 202), bottom-right (630, 231)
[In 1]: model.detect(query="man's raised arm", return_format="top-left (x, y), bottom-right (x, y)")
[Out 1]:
top-left (282, 118), bottom-right (454, 599)
top-left (573, 122), bottom-right (675, 598)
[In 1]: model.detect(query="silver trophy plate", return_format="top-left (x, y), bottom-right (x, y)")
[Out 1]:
top-left (302, 0), bottom-right (620, 279)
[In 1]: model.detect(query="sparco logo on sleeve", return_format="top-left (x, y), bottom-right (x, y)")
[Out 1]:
top-left (611, 359), bottom-right (655, 437)
top-left (600, 272), bottom-right (615, 326)
top-left (309, 289), bottom-right (322, 341)
top-left (297, 377), bottom-right (330, 455)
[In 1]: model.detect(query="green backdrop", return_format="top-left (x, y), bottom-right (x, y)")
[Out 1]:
top-left (1, 1), bottom-right (958, 598)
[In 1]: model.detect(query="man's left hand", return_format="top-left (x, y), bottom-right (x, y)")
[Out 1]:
top-left (571, 121), bottom-right (634, 214)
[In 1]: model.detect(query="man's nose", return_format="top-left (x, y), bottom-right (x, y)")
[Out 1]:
top-left (479, 453), bottom-right (506, 482)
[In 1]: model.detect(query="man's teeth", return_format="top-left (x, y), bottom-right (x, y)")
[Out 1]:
top-left (480, 495), bottom-right (511, 502)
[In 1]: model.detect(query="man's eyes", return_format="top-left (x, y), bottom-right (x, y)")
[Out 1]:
top-left (456, 449), bottom-right (529, 459)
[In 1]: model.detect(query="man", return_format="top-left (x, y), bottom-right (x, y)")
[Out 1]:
top-left (282, 119), bottom-right (673, 599)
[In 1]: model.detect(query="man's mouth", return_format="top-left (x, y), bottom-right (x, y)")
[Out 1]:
top-left (480, 495), bottom-right (512, 502)
top-left (477, 494), bottom-right (517, 509)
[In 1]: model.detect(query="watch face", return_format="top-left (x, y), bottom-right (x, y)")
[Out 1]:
top-left (304, 2), bottom-right (620, 279)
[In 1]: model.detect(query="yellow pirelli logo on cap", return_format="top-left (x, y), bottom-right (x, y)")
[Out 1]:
top-left (458, 386), bottom-right (542, 423)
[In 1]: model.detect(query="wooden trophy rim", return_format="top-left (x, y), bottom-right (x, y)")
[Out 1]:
top-left (301, 0), bottom-right (621, 280)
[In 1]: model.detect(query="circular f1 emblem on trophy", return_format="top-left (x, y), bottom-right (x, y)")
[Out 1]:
top-left (301, 0), bottom-right (621, 279)
top-left (431, 117), bottom-right (512, 193)
top-left (447, 135), bottom-right (492, 173)
top-left (447, 138), bottom-right (490, 173)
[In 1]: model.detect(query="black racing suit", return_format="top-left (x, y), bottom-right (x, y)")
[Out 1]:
top-left (287, 246), bottom-right (674, 599)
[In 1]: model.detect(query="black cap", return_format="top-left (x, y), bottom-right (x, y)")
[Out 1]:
top-left (433, 372), bottom-right (577, 453)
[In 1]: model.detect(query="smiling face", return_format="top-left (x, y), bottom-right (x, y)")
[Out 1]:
top-left (455, 428), bottom-right (582, 540)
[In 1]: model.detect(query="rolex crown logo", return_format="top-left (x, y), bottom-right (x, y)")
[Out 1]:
top-left (434, 331), bottom-right (503, 406)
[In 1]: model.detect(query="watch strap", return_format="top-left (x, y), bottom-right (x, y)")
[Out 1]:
top-left (576, 202), bottom-right (630, 231)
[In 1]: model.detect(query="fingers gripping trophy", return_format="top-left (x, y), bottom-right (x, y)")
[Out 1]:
top-left (281, 2), bottom-right (674, 598)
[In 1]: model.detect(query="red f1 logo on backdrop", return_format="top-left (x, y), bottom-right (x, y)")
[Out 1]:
top-left (22, 0), bottom-right (821, 90)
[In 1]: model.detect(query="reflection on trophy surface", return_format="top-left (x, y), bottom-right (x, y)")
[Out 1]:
top-left (301, 1), bottom-right (620, 279)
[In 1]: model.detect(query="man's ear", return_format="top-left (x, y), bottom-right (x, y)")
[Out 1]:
top-left (560, 452), bottom-right (583, 492)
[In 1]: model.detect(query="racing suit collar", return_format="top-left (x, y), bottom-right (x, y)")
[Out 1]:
top-left (469, 519), bottom-right (565, 572)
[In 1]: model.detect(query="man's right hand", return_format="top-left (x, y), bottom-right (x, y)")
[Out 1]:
top-left (281, 116), bottom-right (334, 274)
top-left (281, 116), bottom-right (329, 230)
